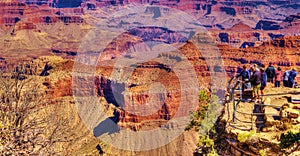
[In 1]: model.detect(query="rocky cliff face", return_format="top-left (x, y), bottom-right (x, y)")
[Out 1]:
top-left (2, 30), bottom-right (300, 155)
top-left (6, 34), bottom-right (300, 154)
top-left (1, 1), bottom-right (300, 154)
top-left (212, 85), bottom-right (300, 156)
top-left (219, 35), bottom-right (300, 77)
top-left (93, 72), bottom-right (178, 130)
top-left (0, 0), bottom-right (299, 54)
top-left (1, 0), bottom-right (300, 29)
top-left (19, 55), bottom-right (199, 155)
top-left (0, 1), bottom-right (84, 29)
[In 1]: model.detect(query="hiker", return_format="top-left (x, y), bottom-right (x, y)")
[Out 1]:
top-left (248, 66), bottom-right (261, 102)
top-left (248, 64), bottom-right (259, 77)
top-left (236, 65), bottom-right (250, 93)
top-left (253, 64), bottom-right (260, 72)
top-left (265, 62), bottom-right (276, 83)
top-left (275, 67), bottom-right (282, 87)
top-left (283, 70), bottom-right (290, 87)
top-left (260, 67), bottom-right (267, 100)
top-left (288, 67), bottom-right (297, 88)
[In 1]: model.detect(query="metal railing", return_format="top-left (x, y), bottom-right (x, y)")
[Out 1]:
top-left (233, 99), bottom-right (280, 130)
top-left (227, 76), bottom-right (281, 130)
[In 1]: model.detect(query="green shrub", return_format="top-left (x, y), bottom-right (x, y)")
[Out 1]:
top-left (199, 89), bottom-right (209, 102)
top-left (279, 130), bottom-right (300, 149)
top-left (185, 89), bottom-right (221, 155)
top-left (198, 134), bottom-right (219, 156)
top-left (185, 89), bottom-right (210, 131)
top-left (237, 130), bottom-right (255, 142)
top-left (198, 134), bottom-right (214, 147)
top-left (259, 149), bottom-right (266, 156)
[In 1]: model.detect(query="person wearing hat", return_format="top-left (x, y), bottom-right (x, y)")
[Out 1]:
top-left (288, 67), bottom-right (297, 88)
top-left (266, 62), bottom-right (276, 83)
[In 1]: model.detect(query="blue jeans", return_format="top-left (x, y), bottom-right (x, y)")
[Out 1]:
top-left (275, 81), bottom-right (280, 87)
top-left (289, 80), bottom-right (294, 88)
top-left (283, 80), bottom-right (289, 87)
top-left (241, 82), bottom-right (251, 92)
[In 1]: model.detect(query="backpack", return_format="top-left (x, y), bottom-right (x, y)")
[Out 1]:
top-left (266, 66), bottom-right (275, 78)
top-left (289, 70), bottom-right (297, 80)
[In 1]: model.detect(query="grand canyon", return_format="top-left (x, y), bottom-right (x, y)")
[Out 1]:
top-left (0, 0), bottom-right (300, 155)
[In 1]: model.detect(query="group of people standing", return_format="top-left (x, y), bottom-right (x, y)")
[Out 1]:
top-left (235, 62), bottom-right (298, 102)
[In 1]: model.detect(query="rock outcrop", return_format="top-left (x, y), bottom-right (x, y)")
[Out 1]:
top-left (0, 1), bottom-right (84, 28)
top-left (213, 82), bottom-right (300, 155)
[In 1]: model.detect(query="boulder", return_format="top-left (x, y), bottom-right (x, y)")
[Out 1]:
top-left (281, 103), bottom-right (289, 109)
top-left (293, 104), bottom-right (300, 109)
top-left (288, 103), bottom-right (295, 108)
top-left (291, 116), bottom-right (300, 124)
top-left (280, 109), bottom-right (288, 118)
top-left (287, 109), bottom-right (300, 119)
top-left (265, 120), bottom-right (281, 127)
top-left (291, 118), bottom-right (300, 124)
top-left (263, 97), bottom-right (271, 105)
top-left (281, 122), bottom-right (292, 130)
top-left (281, 103), bottom-right (294, 109)
top-left (261, 127), bottom-right (276, 132)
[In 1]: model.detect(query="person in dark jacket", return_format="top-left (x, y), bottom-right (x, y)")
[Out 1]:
top-left (248, 66), bottom-right (261, 101)
top-left (288, 68), bottom-right (297, 88)
top-left (283, 70), bottom-right (290, 87)
top-left (265, 62), bottom-right (276, 83)
top-left (260, 67), bottom-right (267, 99)
top-left (236, 65), bottom-right (250, 93)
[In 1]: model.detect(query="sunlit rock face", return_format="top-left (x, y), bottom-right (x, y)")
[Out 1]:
top-left (1, 0), bottom-right (299, 53)
top-left (1, 0), bottom-right (299, 27)
top-left (0, 0), bottom-right (299, 130)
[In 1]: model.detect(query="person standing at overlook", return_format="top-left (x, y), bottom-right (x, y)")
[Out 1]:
top-left (248, 64), bottom-right (259, 77)
top-left (288, 68), bottom-right (297, 88)
top-left (260, 67), bottom-right (267, 100)
top-left (235, 65), bottom-right (250, 93)
top-left (266, 62), bottom-right (276, 83)
top-left (275, 67), bottom-right (282, 87)
top-left (283, 69), bottom-right (291, 87)
top-left (248, 66), bottom-right (261, 102)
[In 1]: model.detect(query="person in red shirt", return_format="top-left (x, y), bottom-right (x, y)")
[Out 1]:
top-left (275, 67), bottom-right (282, 87)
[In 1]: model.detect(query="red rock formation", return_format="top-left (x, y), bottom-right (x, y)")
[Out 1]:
top-left (0, 1), bottom-right (84, 29)
top-left (219, 35), bottom-right (300, 76)
top-left (1, 0), bottom-right (300, 133)
top-left (228, 22), bottom-right (253, 32)
top-left (52, 77), bottom-right (73, 97)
